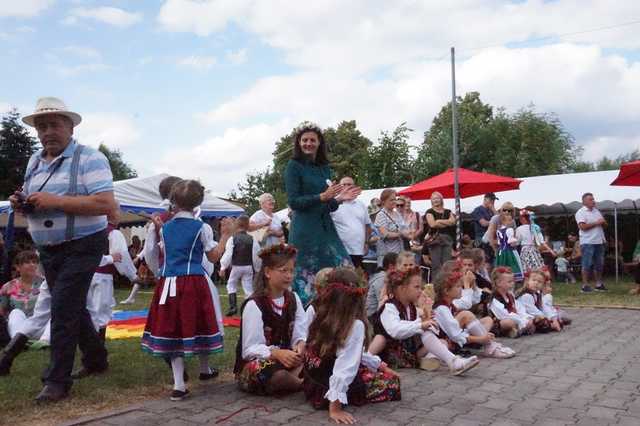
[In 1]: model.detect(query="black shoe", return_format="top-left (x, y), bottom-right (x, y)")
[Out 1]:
top-left (199, 368), bottom-right (219, 381)
top-left (71, 364), bottom-right (108, 380)
top-left (226, 293), bottom-right (238, 316)
top-left (581, 285), bottom-right (594, 293)
top-left (0, 333), bottom-right (29, 376)
top-left (35, 385), bottom-right (69, 404)
top-left (170, 389), bottom-right (190, 401)
top-left (595, 284), bottom-right (608, 292)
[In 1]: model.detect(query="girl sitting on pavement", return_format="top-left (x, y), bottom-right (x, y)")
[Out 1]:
top-left (303, 268), bottom-right (400, 424)
top-left (369, 267), bottom-right (479, 375)
top-left (516, 270), bottom-right (561, 332)
top-left (489, 267), bottom-right (535, 338)
top-left (234, 244), bottom-right (307, 395)
top-left (433, 261), bottom-right (515, 359)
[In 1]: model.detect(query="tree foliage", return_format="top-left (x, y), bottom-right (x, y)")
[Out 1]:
top-left (0, 109), bottom-right (37, 198)
top-left (98, 144), bottom-right (137, 181)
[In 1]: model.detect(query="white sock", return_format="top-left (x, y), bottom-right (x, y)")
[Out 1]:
top-left (420, 331), bottom-right (455, 364)
top-left (467, 319), bottom-right (487, 337)
top-left (125, 284), bottom-right (140, 301)
top-left (171, 357), bottom-right (186, 391)
top-left (199, 353), bottom-right (211, 375)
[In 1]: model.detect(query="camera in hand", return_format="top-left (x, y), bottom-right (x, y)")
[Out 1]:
top-left (16, 192), bottom-right (35, 214)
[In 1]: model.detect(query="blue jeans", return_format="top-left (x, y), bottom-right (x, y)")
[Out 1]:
top-left (581, 243), bottom-right (604, 273)
top-left (38, 230), bottom-right (108, 390)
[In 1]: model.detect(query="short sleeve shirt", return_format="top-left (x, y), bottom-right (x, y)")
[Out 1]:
top-left (374, 209), bottom-right (405, 256)
top-left (23, 140), bottom-right (113, 246)
top-left (472, 206), bottom-right (493, 240)
top-left (575, 206), bottom-right (606, 245)
top-left (249, 209), bottom-right (283, 248)
top-left (331, 200), bottom-right (371, 256)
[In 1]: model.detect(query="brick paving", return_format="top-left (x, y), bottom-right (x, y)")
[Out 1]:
top-left (65, 308), bottom-right (640, 426)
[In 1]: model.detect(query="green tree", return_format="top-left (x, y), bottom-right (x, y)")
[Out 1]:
top-left (575, 149), bottom-right (640, 172)
top-left (362, 123), bottom-right (415, 188)
top-left (0, 109), bottom-right (37, 198)
top-left (98, 144), bottom-right (137, 181)
top-left (228, 168), bottom-right (286, 215)
top-left (416, 92), bottom-right (581, 178)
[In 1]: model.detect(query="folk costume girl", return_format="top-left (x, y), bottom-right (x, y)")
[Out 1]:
top-left (433, 261), bottom-right (515, 359)
top-left (516, 270), bottom-right (561, 332)
top-left (541, 280), bottom-right (572, 327)
top-left (489, 267), bottom-right (535, 338)
top-left (494, 204), bottom-right (524, 282)
top-left (234, 244), bottom-right (307, 395)
top-left (303, 269), bottom-right (401, 424)
top-left (370, 267), bottom-right (479, 375)
top-left (141, 180), bottom-right (232, 401)
top-left (516, 210), bottom-right (556, 273)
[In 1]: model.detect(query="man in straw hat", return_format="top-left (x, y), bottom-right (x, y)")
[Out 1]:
top-left (7, 97), bottom-right (116, 402)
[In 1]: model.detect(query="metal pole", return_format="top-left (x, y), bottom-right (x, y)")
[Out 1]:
top-left (451, 47), bottom-right (461, 250)
top-left (614, 205), bottom-right (619, 283)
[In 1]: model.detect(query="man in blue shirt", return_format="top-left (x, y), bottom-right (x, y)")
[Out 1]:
top-left (9, 97), bottom-right (116, 403)
top-left (472, 193), bottom-right (498, 265)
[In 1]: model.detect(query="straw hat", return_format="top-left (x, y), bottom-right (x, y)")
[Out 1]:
top-left (22, 97), bottom-right (82, 127)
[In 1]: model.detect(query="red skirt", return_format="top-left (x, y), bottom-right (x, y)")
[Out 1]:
top-left (141, 275), bottom-right (223, 357)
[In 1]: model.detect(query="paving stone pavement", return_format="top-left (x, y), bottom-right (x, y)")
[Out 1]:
top-left (65, 308), bottom-right (640, 426)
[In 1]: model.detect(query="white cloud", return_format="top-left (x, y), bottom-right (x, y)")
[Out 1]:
top-left (581, 135), bottom-right (640, 162)
top-left (49, 62), bottom-right (110, 77)
top-left (158, 0), bottom-right (640, 73)
top-left (75, 113), bottom-right (141, 149)
top-left (64, 6), bottom-right (142, 28)
top-left (226, 48), bottom-right (248, 65)
top-left (0, 0), bottom-right (54, 18)
top-left (58, 45), bottom-right (101, 59)
top-left (177, 55), bottom-right (217, 70)
top-left (154, 121), bottom-right (291, 193)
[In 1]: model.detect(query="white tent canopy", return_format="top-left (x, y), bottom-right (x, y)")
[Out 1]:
top-left (357, 170), bottom-right (640, 217)
top-left (0, 173), bottom-right (244, 227)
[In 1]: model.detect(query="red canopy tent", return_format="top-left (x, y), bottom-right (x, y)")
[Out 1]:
top-left (611, 160), bottom-right (640, 187)
top-left (398, 168), bottom-right (523, 200)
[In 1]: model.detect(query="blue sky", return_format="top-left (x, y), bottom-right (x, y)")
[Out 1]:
top-left (1, 1), bottom-right (639, 195)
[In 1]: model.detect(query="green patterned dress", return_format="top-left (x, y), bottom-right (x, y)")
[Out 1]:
top-left (284, 159), bottom-right (351, 305)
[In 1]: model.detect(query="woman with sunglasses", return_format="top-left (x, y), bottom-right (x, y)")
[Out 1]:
top-left (492, 202), bottom-right (524, 282)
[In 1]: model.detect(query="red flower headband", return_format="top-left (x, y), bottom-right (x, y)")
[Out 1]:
top-left (321, 282), bottom-right (367, 297)
top-left (494, 266), bottom-right (513, 274)
top-left (447, 271), bottom-right (463, 284)
top-left (258, 243), bottom-right (297, 260)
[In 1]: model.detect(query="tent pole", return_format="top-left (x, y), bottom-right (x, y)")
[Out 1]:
top-left (614, 205), bottom-right (619, 284)
top-left (451, 47), bottom-right (461, 250)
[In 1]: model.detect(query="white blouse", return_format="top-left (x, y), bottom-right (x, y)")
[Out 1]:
top-left (95, 228), bottom-right (138, 281)
top-left (220, 234), bottom-right (262, 271)
top-left (304, 305), bottom-right (381, 372)
top-left (517, 293), bottom-right (546, 318)
top-left (452, 288), bottom-right (475, 310)
top-left (325, 320), bottom-right (381, 405)
top-left (379, 302), bottom-right (422, 340)
top-left (433, 305), bottom-right (469, 348)
top-left (241, 292), bottom-right (306, 360)
top-left (541, 293), bottom-right (558, 320)
top-left (489, 294), bottom-right (533, 330)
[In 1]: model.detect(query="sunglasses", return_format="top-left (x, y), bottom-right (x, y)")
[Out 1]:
top-left (502, 209), bottom-right (513, 213)
top-left (396, 203), bottom-right (405, 207)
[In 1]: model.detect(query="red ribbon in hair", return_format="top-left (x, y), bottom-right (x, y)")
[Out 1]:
top-left (322, 282), bottom-right (366, 297)
top-left (447, 271), bottom-right (463, 284)
top-left (494, 266), bottom-right (512, 274)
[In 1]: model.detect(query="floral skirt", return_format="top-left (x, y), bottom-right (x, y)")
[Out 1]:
top-left (304, 366), bottom-right (401, 409)
top-left (382, 338), bottom-right (422, 369)
top-left (495, 248), bottom-right (523, 281)
top-left (520, 245), bottom-right (544, 272)
top-left (236, 358), bottom-right (287, 395)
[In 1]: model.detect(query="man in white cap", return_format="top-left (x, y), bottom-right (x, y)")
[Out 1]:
top-left (8, 97), bottom-right (116, 402)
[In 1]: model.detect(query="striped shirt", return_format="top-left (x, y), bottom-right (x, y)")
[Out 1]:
top-left (23, 139), bottom-right (113, 246)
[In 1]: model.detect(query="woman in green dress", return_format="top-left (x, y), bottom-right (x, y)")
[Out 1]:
top-left (284, 122), bottom-right (360, 305)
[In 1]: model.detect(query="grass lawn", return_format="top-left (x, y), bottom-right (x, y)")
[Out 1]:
top-left (2, 277), bottom-right (639, 425)
top-left (0, 287), bottom-right (243, 426)
top-left (552, 277), bottom-right (640, 308)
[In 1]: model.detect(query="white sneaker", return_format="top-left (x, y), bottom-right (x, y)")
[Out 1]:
top-left (496, 343), bottom-right (516, 355)
top-left (120, 298), bottom-right (135, 305)
top-left (483, 342), bottom-right (515, 358)
top-left (448, 355), bottom-right (479, 376)
top-left (419, 353), bottom-right (441, 371)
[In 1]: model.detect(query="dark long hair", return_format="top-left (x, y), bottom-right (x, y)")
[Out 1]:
top-left (292, 122), bottom-right (329, 165)
top-left (307, 268), bottom-right (367, 358)
top-left (253, 244), bottom-right (298, 298)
